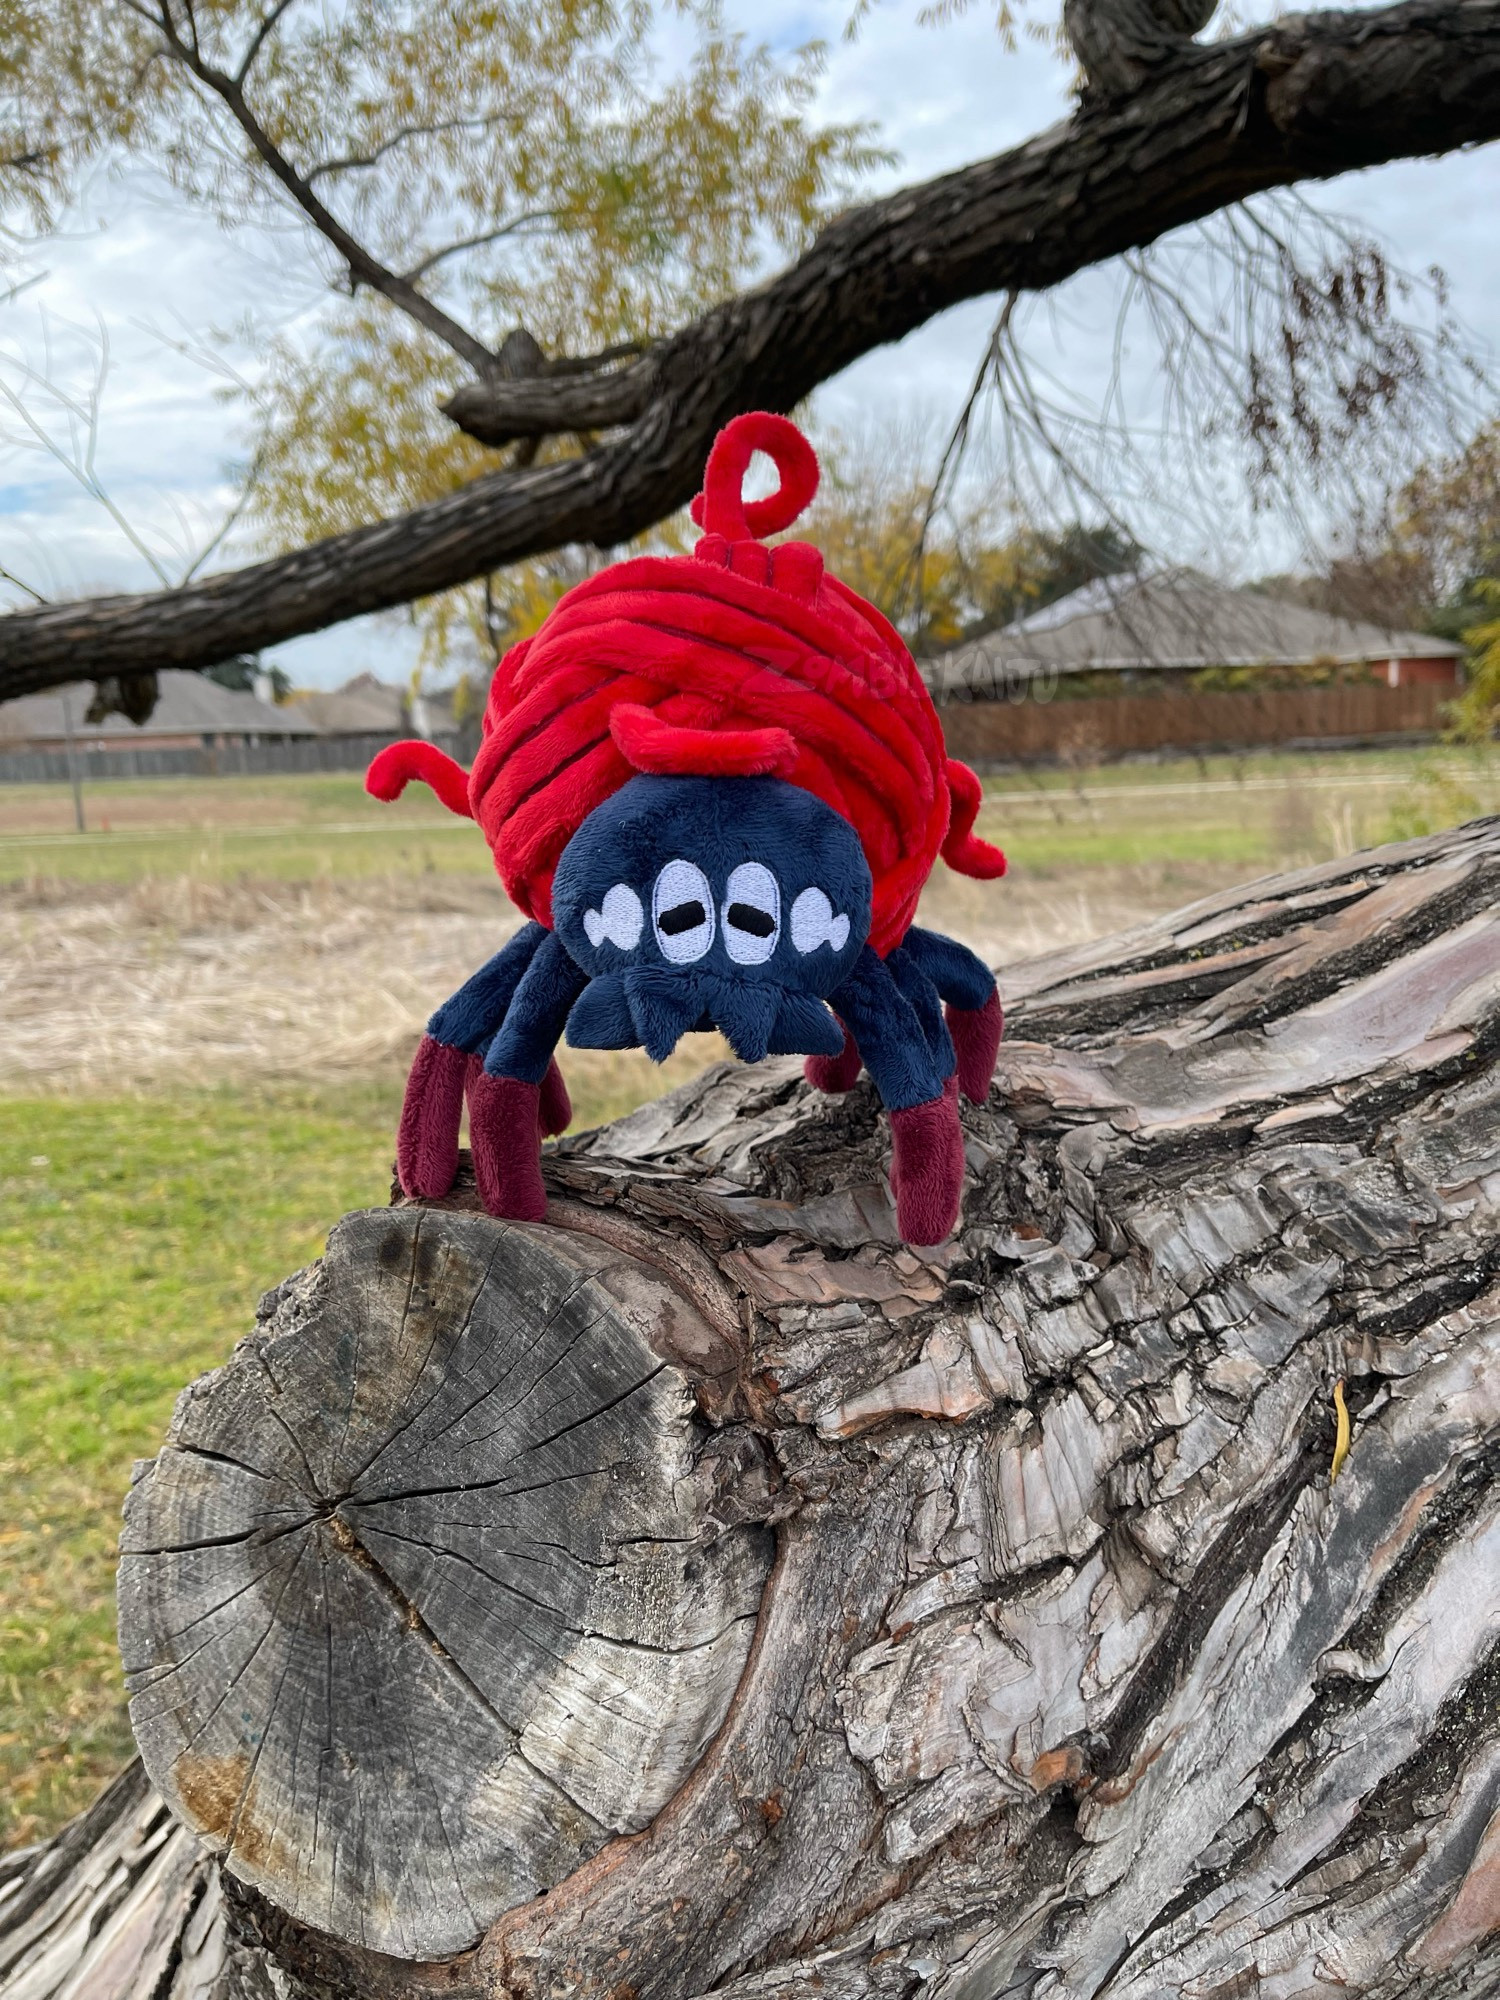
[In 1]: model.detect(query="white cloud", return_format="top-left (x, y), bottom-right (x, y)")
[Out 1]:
top-left (1, 2), bottom-right (1495, 688)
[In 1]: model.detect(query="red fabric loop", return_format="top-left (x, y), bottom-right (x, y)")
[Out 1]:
top-left (611, 702), bottom-right (799, 779)
top-left (941, 759), bottom-right (1007, 879)
top-left (366, 740), bottom-right (474, 819)
top-left (693, 412), bottom-right (819, 543)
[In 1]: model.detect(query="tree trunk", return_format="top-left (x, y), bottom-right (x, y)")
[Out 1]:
top-left (5, 819), bottom-right (1500, 2000)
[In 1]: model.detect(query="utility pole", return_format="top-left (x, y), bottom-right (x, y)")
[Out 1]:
top-left (60, 684), bottom-right (86, 832)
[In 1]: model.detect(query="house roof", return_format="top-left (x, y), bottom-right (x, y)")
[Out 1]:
top-left (289, 674), bottom-right (408, 736)
top-left (925, 570), bottom-right (1464, 697)
top-left (0, 671), bottom-right (320, 744)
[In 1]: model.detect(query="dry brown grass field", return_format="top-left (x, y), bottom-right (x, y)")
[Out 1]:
top-left (6, 745), bottom-right (1494, 1098)
top-left (0, 857), bottom-right (1241, 1100)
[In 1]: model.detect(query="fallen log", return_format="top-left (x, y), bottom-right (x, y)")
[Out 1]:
top-left (4, 818), bottom-right (1500, 2000)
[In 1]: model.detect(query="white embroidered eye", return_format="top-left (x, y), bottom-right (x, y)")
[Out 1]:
top-left (583, 883), bottom-right (644, 952)
top-left (722, 862), bottom-right (780, 966)
top-left (652, 859), bottom-right (715, 963)
top-left (790, 886), bottom-right (850, 955)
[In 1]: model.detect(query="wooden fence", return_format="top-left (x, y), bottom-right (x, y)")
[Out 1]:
top-left (938, 681), bottom-right (1450, 767)
top-left (0, 686), bottom-right (1451, 785)
top-left (0, 731), bottom-right (462, 786)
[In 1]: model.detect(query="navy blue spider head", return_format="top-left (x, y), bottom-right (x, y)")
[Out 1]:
top-left (550, 775), bottom-right (872, 1064)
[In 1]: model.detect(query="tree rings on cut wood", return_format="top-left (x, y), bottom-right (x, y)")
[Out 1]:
top-left (118, 1208), bottom-right (770, 1961)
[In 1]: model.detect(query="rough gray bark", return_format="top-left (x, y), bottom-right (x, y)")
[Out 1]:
top-left (1064, 0), bottom-right (1217, 96)
top-left (5, 818), bottom-right (1500, 2000)
top-left (2, 0), bottom-right (1499, 699)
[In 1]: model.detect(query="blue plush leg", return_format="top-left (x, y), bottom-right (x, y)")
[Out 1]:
top-left (827, 949), bottom-right (945, 1110)
top-left (899, 925), bottom-right (1002, 1104)
top-left (899, 926), bottom-right (996, 1010)
top-left (885, 947), bottom-right (956, 1084)
top-left (398, 922), bottom-right (552, 1200)
top-left (827, 948), bottom-right (964, 1244)
top-left (428, 921), bottom-right (551, 1051)
top-left (470, 934), bottom-right (589, 1222)
top-left (482, 933), bottom-right (590, 1082)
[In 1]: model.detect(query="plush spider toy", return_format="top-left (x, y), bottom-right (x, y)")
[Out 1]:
top-left (368, 412), bottom-right (1007, 1244)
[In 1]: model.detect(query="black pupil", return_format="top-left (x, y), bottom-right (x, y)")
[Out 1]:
top-left (727, 902), bottom-right (775, 938)
top-left (659, 900), bottom-right (707, 936)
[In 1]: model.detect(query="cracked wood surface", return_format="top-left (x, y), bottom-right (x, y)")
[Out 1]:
top-left (6, 817), bottom-right (1500, 2000)
top-left (117, 1214), bottom-right (771, 1960)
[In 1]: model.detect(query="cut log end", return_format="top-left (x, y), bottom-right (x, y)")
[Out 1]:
top-left (118, 1209), bottom-right (771, 1959)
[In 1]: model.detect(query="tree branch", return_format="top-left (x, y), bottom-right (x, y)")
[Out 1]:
top-left (399, 213), bottom-right (562, 285)
top-left (304, 112), bottom-right (516, 185)
top-left (441, 356), bottom-right (655, 445)
top-left (1065, 0), bottom-right (1218, 96)
top-left (233, 0), bottom-right (299, 86)
top-left (144, 2), bottom-right (501, 376)
top-left (2, 0), bottom-right (1498, 698)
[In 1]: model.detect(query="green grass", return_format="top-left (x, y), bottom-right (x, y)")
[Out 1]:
top-left (977, 746), bottom-right (1500, 876)
top-left (0, 1082), bottom-right (404, 1848)
top-left (0, 771), bottom-right (486, 885)
top-left (1, 748), bottom-right (1493, 887)
top-left (0, 823), bottom-right (484, 885)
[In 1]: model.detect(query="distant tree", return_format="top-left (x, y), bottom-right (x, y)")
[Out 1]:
top-left (1019, 521), bottom-right (1144, 618)
top-left (1396, 423), bottom-right (1500, 658)
top-left (1451, 579), bottom-right (1500, 741)
top-left (4, 0), bottom-right (881, 667)
top-left (1257, 421), bottom-right (1500, 637)
top-left (797, 417), bottom-right (1143, 658)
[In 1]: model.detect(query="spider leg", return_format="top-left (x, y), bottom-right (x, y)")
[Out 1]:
top-left (826, 947), bottom-right (964, 1245)
top-left (398, 922), bottom-right (551, 1200)
top-left (886, 947), bottom-right (957, 1087)
top-left (804, 1019), bottom-right (863, 1093)
top-left (469, 933), bottom-right (589, 1222)
top-left (538, 1057), bottom-right (572, 1137)
top-left (900, 924), bottom-right (1003, 1104)
top-left (426, 921), bottom-right (550, 1051)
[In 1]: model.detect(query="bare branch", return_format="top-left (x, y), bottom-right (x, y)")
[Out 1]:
top-left (234, 0), bottom-right (300, 85)
top-left (399, 213), bottom-right (563, 284)
top-left (144, 6), bottom-right (501, 376)
top-left (304, 112), bottom-right (516, 185)
top-left (0, 318), bottom-right (177, 588)
top-left (2, 0), bottom-right (1498, 697)
top-left (179, 450), bottom-right (264, 585)
top-left (0, 564), bottom-right (48, 606)
top-left (905, 291), bottom-right (1019, 629)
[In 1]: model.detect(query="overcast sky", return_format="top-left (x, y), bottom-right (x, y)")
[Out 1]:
top-left (1, 0), bottom-right (1496, 689)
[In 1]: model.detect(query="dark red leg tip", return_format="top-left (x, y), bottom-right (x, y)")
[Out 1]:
top-left (889, 1092), bottom-right (966, 1245)
top-left (468, 1071), bottom-right (547, 1222)
top-left (947, 989), bottom-right (1004, 1104)
top-left (396, 1035), bottom-right (468, 1199)
top-left (539, 1057), bottom-right (572, 1137)
top-left (805, 1024), bottom-right (862, 1094)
